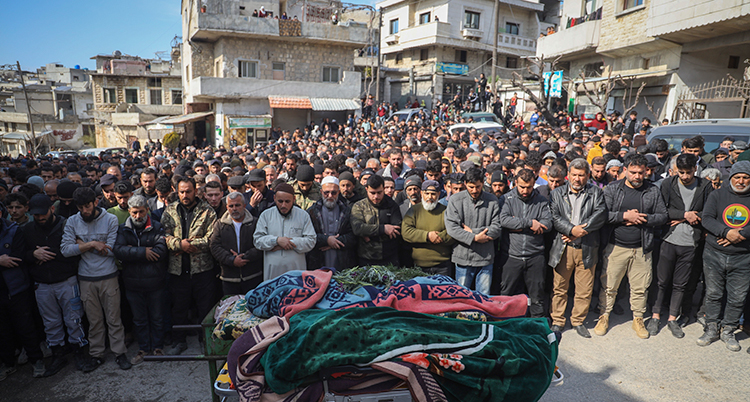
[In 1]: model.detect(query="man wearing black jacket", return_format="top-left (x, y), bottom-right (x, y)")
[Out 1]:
top-left (209, 192), bottom-right (263, 295)
top-left (595, 154), bottom-right (668, 339)
top-left (113, 195), bottom-right (169, 365)
top-left (648, 154), bottom-right (712, 338)
top-left (22, 194), bottom-right (91, 376)
top-left (697, 161), bottom-right (750, 352)
top-left (307, 176), bottom-right (357, 270)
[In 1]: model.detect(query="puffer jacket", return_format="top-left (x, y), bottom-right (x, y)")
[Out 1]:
top-left (293, 181), bottom-right (321, 211)
top-left (209, 209), bottom-right (262, 283)
top-left (350, 196), bottom-right (402, 262)
top-left (22, 215), bottom-right (79, 284)
top-left (306, 198), bottom-right (357, 270)
top-left (113, 216), bottom-right (168, 292)
top-left (548, 183), bottom-right (607, 270)
top-left (498, 187), bottom-right (553, 259)
top-left (445, 190), bottom-right (502, 267)
top-left (602, 179), bottom-right (668, 254)
top-left (160, 199), bottom-right (217, 276)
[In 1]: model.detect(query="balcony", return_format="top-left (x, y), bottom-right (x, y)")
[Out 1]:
top-left (383, 21), bottom-right (493, 53)
top-left (647, 0), bottom-right (750, 44)
top-left (536, 19), bottom-right (601, 60)
top-left (462, 28), bottom-right (483, 40)
top-left (190, 71), bottom-right (362, 101)
top-left (497, 33), bottom-right (537, 55)
top-left (190, 12), bottom-right (369, 45)
top-left (384, 34), bottom-right (399, 45)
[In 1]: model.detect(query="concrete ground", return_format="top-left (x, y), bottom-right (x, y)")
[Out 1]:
top-left (2, 301), bottom-right (749, 402)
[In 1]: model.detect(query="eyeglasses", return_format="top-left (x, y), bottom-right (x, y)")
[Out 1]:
top-left (322, 191), bottom-right (338, 196)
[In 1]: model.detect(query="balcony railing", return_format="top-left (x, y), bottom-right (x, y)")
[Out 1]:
top-left (536, 19), bottom-right (601, 59)
top-left (497, 33), bottom-right (536, 52)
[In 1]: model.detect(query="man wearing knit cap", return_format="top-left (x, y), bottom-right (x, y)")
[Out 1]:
top-left (697, 161), bottom-right (750, 352)
top-left (338, 171), bottom-right (363, 208)
top-left (400, 176), bottom-right (422, 218)
top-left (402, 180), bottom-right (454, 276)
top-left (292, 165), bottom-right (321, 211)
top-left (54, 181), bottom-right (81, 218)
top-left (306, 176), bottom-right (356, 270)
top-left (246, 169), bottom-right (275, 218)
top-left (253, 183), bottom-right (315, 279)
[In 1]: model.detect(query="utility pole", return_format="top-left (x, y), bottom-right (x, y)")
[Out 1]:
top-left (376, 9), bottom-right (382, 102)
top-left (491, 0), bottom-right (499, 93)
top-left (17, 61), bottom-right (36, 155)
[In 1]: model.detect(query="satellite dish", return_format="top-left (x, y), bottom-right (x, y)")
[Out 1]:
top-left (113, 50), bottom-right (122, 57)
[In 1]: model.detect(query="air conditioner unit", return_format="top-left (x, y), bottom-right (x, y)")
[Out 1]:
top-left (462, 29), bottom-right (482, 40)
top-left (385, 34), bottom-right (400, 45)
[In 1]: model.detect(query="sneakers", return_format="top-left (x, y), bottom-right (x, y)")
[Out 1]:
top-left (594, 314), bottom-right (609, 336)
top-left (0, 364), bottom-right (17, 381)
top-left (152, 348), bottom-right (165, 356)
top-left (85, 356), bottom-right (105, 373)
top-left (131, 350), bottom-right (148, 366)
top-left (167, 342), bottom-right (188, 356)
top-left (667, 320), bottom-right (685, 339)
top-left (550, 324), bottom-right (563, 333)
top-left (116, 353), bottom-right (132, 370)
top-left (31, 360), bottom-right (46, 378)
top-left (697, 323), bottom-right (720, 347)
top-left (632, 317), bottom-right (650, 339)
top-left (646, 317), bottom-right (660, 336)
top-left (73, 347), bottom-right (96, 372)
top-left (720, 328), bottom-right (741, 352)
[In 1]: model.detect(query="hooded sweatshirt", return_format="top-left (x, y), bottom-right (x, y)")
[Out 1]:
top-left (61, 208), bottom-right (119, 281)
top-left (702, 165), bottom-right (750, 255)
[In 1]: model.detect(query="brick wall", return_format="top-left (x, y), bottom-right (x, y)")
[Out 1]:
top-left (597, 0), bottom-right (651, 53)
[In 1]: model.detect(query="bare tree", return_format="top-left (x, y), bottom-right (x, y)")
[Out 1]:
top-left (510, 54), bottom-right (562, 127)
top-left (577, 69), bottom-right (646, 129)
top-left (643, 96), bottom-right (663, 122)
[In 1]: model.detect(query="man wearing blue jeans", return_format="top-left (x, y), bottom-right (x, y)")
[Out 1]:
top-left (445, 167), bottom-right (501, 295)
top-left (697, 161), bottom-right (750, 352)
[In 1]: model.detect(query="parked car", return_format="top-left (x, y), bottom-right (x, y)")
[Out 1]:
top-left (647, 119), bottom-right (750, 153)
top-left (78, 147), bottom-right (129, 157)
top-left (461, 112), bottom-right (500, 124)
top-left (448, 122), bottom-right (505, 137)
top-left (45, 150), bottom-right (78, 159)
top-left (388, 108), bottom-right (429, 124)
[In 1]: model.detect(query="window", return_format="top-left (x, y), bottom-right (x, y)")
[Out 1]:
top-left (147, 77), bottom-right (162, 87)
top-left (420, 48), bottom-right (429, 61)
top-left (323, 66), bottom-right (340, 83)
top-left (150, 89), bottom-right (163, 105)
top-left (389, 19), bottom-right (399, 34)
top-left (238, 60), bottom-right (258, 78)
top-left (272, 62), bottom-right (285, 80)
top-left (419, 12), bottom-right (431, 24)
top-left (506, 57), bottom-right (518, 69)
top-left (584, 0), bottom-right (598, 14)
top-left (125, 88), bottom-right (138, 104)
top-left (396, 53), bottom-right (403, 64)
top-left (642, 58), bottom-right (650, 69)
top-left (623, 0), bottom-right (643, 10)
top-left (505, 22), bottom-right (519, 35)
top-left (464, 11), bottom-right (480, 29)
top-left (103, 87), bottom-right (117, 104)
top-left (455, 50), bottom-right (467, 63)
top-left (172, 90), bottom-right (183, 104)
top-left (729, 55), bottom-right (740, 69)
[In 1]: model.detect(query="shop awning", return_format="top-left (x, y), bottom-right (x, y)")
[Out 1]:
top-left (310, 98), bottom-right (361, 111)
top-left (269, 96), bottom-right (312, 109)
top-left (159, 111), bottom-right (214, 125)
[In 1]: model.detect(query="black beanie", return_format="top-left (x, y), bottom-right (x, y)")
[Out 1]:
top-left (296, 165), bottom-right (315, 182)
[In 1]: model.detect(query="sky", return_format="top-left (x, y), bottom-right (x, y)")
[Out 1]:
top-left (1, 0), bottom-right (379, 73)
top-left (1, 0), bottom-right (182, 72)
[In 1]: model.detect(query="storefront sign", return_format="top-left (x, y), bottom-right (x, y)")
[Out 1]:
top-left (436, 62), bottom-right (469, 76)
top-left (228, 116), bottom-right (272, 129)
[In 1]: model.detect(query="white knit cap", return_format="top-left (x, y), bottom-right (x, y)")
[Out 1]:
top-left (321, 176), bottom-right (340, 186)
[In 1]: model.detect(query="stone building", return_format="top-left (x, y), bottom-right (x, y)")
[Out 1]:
top-left (536, 0), bottom-right (750, 122)
top-left (0, 63), bottom-right (95, 153)
top-left (377, 0), bottom-right (552, 109)
top-left (89, 52), bottom-right (183, 148)
top-left (181, 0), bottom-right (372, 148)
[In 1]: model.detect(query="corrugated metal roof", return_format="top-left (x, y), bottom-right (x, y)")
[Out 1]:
top-left (159, 111), bottom-right (214, 125)
top-left (310, 98), bottom-right (361, 111)
top-left (269, 96), bottom-right (312, 109)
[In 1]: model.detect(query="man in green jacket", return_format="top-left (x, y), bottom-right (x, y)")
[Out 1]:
top-left (402, 180), bottom-right (454, 275)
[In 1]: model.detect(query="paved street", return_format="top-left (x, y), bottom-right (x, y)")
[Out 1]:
top-left (2, 301), bottom-right (749, 402)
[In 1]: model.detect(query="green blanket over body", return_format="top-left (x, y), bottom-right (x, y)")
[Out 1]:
top-left (261, 307), bottom-right (557, 402)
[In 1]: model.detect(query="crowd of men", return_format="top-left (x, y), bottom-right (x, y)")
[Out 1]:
top-left (1, 100), bottom-right (750, 384)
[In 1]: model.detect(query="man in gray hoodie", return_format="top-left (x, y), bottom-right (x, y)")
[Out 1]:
top-left (61, 187), bottom-right (131, 371)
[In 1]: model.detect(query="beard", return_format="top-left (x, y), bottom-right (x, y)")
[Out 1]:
top-left (323, 199), bottom-right (337, 209)
top-left (571, 182), bottom-right (585, 192)
top-left (132, 216), bottom-right (148, 229)
top-left (36, 214), bottom-right (55, 229)
top-left (731, 182), bottom-right (750, 194)
top-left (421, 199), bottom-right (438, 211)
top-left (82, 208), bottom-right (98, 222)
top-left (230, 210), bottom-right (245, 221)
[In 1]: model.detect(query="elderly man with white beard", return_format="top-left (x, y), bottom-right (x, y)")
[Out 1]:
top-left (402, 180), bottom-right (455, 276)
top-left (306, 176), bottom-right (357, 270)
